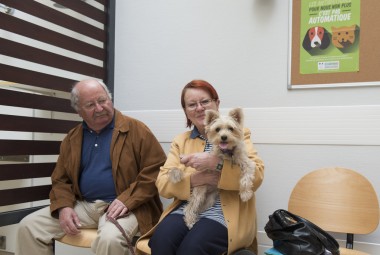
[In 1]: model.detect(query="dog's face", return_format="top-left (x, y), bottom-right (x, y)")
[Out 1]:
top-left (302, 26), bottom-right (330, 51)
top-left (309, 27), bottom-right (325, 47)
top-left (205, 108), bottom-right (244, 151)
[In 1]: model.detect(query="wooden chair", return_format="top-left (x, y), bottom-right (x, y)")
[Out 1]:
top-left (55, 228), bottom-right (140, 253)
top-left (288, 167), bottom-right (379, 255)
top-left (136, 229), bottom-right (257, 255)
top-left (55, 229), bottom-right (138, 251)
top-left (136, 240), bottom-right (256, 255)
top-left (136, 238), bottom-right (150, 255)
top-left (54, 229), bottom-right (98, 249)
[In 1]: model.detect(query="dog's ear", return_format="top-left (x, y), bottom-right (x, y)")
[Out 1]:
top-left (320, 27), bottom-right (330, 50)
top-left (205, 109), bottom-right (219, 126)
top-left (229, 108), bottom-right (244, 126)
top-left (302, 28), bottom-right (312, 51)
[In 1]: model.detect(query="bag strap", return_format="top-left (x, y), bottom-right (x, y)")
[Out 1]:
top-left (277, 210), bottom-right (340, 255)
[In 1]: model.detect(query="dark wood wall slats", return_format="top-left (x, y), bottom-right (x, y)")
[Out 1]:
top-left (0, 38), bottom-right (105, 79)
top-left (0, 89), bottom-right (75, 114)
top-left (53, 0), bottom-right (106, 24)
top-left (0, 185), bottom-right (52, 206)
top-left (1, 0), bottom-right (105, 41)
top-left (0, 163), bottom-right (55, 181)
top-left (0, 140), bottom-right (61, 155)
top-left (0, 115), bottom-right (79, 133)
top-left (0, 0), bottom-right (111, 227)
top-left (0, 13), bottom-right (105, 60)
top-left (94, 0), bottom-right (107, 5)
top-left (1, 64), bottom-right (77, 93)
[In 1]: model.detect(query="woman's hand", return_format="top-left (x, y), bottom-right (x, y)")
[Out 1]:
top-left (180, 152), bottom-right (219, 172)
top-left (181, 152), bottom-right (221, 189)
top-left (190, 169), bottom-right (221, 188)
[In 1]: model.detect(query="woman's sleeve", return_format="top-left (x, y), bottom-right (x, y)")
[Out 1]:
top-left (155, 135), bottom-right (192, 200)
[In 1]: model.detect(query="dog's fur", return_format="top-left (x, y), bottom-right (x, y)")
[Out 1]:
top-left (302, 26), bottom-right (330, 51)
top-left (168, 108), bottom-right (255, 229)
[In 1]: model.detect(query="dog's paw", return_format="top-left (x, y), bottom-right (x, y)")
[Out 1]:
top-left (168, 168), bottom-right (183, 183)
top-left (183, 205), bottom-right (198, 229)
top-left (184, 215), bottom-right (195, 229)
top-left (239, 189), bottom-right (253, 202)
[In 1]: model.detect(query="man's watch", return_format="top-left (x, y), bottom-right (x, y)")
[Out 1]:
top-left (215, 159), bottom-right (224, 171)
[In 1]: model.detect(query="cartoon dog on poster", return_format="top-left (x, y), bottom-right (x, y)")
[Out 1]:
top-left (302, 26), bottom-right (330, 51)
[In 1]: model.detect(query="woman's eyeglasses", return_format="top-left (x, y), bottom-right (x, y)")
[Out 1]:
top-left (186, 99), bottom-right (215, 111)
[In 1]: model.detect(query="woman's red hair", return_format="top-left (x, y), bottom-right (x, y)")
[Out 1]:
top-left (181, 80), bottom-right (219, 128)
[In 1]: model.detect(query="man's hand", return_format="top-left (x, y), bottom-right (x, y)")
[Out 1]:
top-left (58, 207), bottom-right (81, 235)
top-left (106, 199), bottom-right (129, 219)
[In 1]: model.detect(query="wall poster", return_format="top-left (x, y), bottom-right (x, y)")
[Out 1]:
top-left (287, 0), bottom-right (380, 89)
top-left (300, 0), bottom-right (360, 74)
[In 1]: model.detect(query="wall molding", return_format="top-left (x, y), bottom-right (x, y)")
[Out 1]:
top-left (122, 105), bottom-right (380, 146)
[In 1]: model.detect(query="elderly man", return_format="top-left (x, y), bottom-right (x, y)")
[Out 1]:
top-left (16, 79), bottom-right (166, 255)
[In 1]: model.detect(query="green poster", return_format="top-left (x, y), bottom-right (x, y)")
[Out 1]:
top-left (300, 0), bottom-right (360, 74)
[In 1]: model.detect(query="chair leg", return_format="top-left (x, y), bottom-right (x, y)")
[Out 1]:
top-left (346, 233), bottom-right (354, 249)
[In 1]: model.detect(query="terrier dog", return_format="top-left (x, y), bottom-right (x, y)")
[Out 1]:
top-left (168, 108), bottom-right (256, 229)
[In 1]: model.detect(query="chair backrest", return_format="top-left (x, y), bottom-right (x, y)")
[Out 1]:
top-left (288, 167), bottom-right (379, 235)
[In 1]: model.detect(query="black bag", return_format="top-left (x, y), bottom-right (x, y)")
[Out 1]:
top-left (264, 209), bottom-right (340, 255)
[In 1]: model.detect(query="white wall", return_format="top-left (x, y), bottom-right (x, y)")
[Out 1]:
top-left (114, 0), bottom-right (380, 254)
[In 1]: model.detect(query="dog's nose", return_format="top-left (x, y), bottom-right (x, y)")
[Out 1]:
top-left (221, 135), bottom-right (227, 141)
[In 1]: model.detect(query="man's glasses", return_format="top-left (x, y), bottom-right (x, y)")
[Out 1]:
top-left (81, 97), bottom-right (109, 111)
top-left (186, 99), bottom-right (215, 111)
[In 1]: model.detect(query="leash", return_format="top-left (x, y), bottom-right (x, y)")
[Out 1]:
top-left (106, 213), bottom-right (136, 255)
